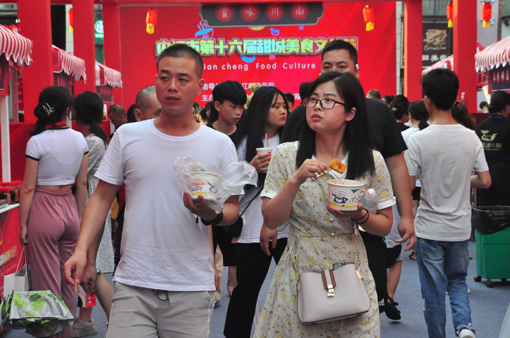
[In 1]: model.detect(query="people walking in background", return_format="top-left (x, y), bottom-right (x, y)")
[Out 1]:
top-left (224, 86), bottom-right (288, 338)
top-left (20, 86), bottom-right (89, 338)
top-left (134, 85), bottom-right (161, 121)
top-left (72, 91), bottom-right (114, 337)
top-left (107, 104), bottom-right (127, 137)
top-left (475, 91), bottom-right (510, 210)
top-left (367, 89), bottom-right (382, 100)
top-left (207, 80), bottom-right (247, 305)
top-left (452, 100), bottom-right (476, 130)
top-left (405, 69), bottom-right (491, 338)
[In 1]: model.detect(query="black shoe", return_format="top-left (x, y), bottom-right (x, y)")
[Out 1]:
top-left (385, 297), bottom-right (401, 320)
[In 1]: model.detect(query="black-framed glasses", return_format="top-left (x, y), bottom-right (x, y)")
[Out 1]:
top-left (304, 97), bottom-right (346, 109)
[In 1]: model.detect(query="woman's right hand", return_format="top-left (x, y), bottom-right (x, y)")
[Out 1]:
top-left (250, 153), bottom-right (271, 173)
top-left (292, 159), bottom-right (328, 185)
top-left (19, 225), bottom-right (28, 244)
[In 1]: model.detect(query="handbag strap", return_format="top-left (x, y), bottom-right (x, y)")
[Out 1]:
top-left (24, 244), bottom-right (32, 291)
top-left (239, 185), bottom-right (264, 218)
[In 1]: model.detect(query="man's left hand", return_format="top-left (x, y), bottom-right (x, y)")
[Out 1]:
top-left (183, 193), bottom-right (217, 222)
top-left (395, 215), bottom-right (416, 251)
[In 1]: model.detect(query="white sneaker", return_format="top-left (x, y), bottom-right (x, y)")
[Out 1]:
top-left (457, 328), bottom-right (476, 338)
top-left (71, 319), bottom-right (99, 337)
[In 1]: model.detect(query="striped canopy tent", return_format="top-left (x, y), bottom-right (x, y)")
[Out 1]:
top-left (475, 35), bottom-right (510, 73)
top-left (422, 55), bottom-right (454, 75)
top-left (0, 25), bottom-right (32, 67)
top-left (423, 43), bottom-right (488, 87)
top-left (52, 45), bottom-right (86, 81)
top-left (95, 61), bottom-right (122, 88)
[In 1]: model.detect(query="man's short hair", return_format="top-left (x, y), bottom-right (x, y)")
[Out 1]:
top-left (108, 104), bottom-right (126, 117)
top-left (136, 85), bottom-right (157, 111)
top-left (321, 39), bottom-right (358, 65)
top-left (212, 81), bottom-right (247, 106)
top-left (421, 69), bottom-right (459, 111)
top-left (157, 44), bottom-right (203, 78)
top-left (367, 89), bottom-right (381, 100)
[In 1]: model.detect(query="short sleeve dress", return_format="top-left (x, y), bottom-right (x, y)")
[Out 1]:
top-left (253, 142), bottom-right (395, 338)
top-left (86, 134), bottom-right (115, 273)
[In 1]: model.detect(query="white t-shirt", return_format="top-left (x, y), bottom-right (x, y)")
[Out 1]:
top-left (25, 128), bottom-right (88, 185)
top-left (235, 134), bottom-right (287, 243)
top-left (96, 120), bottom-right (238, 291)
top-left (401, 127), bottom-right (422, 188)
top-left (404, 124), bottom-right (489, 241)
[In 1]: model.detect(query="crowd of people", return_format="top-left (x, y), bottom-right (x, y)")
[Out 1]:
top-left (18, 39), bottom-right (510, 338)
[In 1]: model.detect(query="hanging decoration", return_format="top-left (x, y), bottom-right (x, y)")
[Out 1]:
top-left (481, 2), bottom-right (492, 28)
top-left (362, 5), bottom-right (374, 32)
top-left (69, 8), bottom-right (73, 33)
top-left (446, 1), bottom-right (453, 28)
top-left (146, 8), bottom-right (158, 34)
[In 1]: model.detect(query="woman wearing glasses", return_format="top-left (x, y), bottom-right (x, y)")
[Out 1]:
top-left (253, 72), bottom-right (395, 337)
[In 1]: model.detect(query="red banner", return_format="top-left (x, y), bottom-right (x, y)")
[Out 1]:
top-left (119, 3), bottom-right (396, 107)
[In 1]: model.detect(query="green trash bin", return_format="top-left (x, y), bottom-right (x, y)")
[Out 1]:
top-left (475, 227), bottom-right (510, 287)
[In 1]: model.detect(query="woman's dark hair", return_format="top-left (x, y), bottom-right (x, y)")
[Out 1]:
top-left (488, 91), bottom-right (510, 115)
top-left (233, 86), bottom-right (288, 188)
top-left (32, 86), bottom-right (72, 135)
top-left (408, 101), bottom-right (429, 130)
top-left (127, 103), bottom-right (137, 123)
top-left (73, 91), bottom-right (108, 146)
top-left (296, 72), bottom-right (375, 180)
top-left (451, 100), bottom-right (475, 130)
top-left (234, 86), bottom-right (288, 160)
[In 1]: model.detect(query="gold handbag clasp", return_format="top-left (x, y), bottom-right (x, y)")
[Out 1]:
top-left (321, 269), bottom-right (336, 297)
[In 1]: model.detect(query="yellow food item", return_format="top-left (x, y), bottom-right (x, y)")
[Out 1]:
top-left (328, 159), bottom-right (347, 174)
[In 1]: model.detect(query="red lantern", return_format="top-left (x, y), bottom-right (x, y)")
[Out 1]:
top-left (481, 2), bottom-right (492, 28)
top-left (68, 8), bottom-right (73, 33)
top-left (446, 1), bottom-right (453, 28)
top-left (362, 5), bottom-right (374, 32)
top-left (146, 9), bottom-right (158, 34)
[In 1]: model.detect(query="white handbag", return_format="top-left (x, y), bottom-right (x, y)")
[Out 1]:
top-left (297, 231), bottom-right (371, 324)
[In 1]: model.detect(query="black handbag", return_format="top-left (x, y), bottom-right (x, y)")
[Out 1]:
top-left (224, 185), bottom-right (264, 238)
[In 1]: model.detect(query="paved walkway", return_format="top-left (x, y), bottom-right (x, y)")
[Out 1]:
top-left (2, 241), bottom-right (509, 338)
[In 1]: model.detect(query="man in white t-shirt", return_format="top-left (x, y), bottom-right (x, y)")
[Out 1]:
top-left (64, 44), bottom-right (240, 338)
top-left (405, 69), bottom-right (491, 338)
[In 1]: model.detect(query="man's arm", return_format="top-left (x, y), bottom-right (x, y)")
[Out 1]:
top-left (385, 153), bottom-right (416, 251)
top-left (471, 171), bottom-right (491, 189)
top-left (63, 180), bottom-right (120, 288)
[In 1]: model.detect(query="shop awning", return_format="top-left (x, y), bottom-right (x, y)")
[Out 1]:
top-left (0, 25), bottom-right (33, 67)
top-left (422, 55), bottom-right (454, 76)
top-left (52, 45), bottom-right (86, 81)
top-left (475, 35), bottom-right (510, 73)
top-left (96, 61), bottom-right (122, 88)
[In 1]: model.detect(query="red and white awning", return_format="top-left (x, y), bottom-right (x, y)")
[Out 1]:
top-left (422, 55), bottom-right (454, 76)
top-left (96, 61), bottom-right (122, 88)
top-left (0, 25), bottom-right (33, 67)
top-left (52, 45), bottom-right (86, 81)
top-left (475, 35), bottom-right (510, 73)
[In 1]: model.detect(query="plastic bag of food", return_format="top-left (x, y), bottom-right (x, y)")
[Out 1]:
top-left (174, 157), bottom-right (258, 213)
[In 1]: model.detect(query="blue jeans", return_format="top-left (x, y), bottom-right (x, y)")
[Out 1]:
top-left (416, 238), bottom-right (473, 338)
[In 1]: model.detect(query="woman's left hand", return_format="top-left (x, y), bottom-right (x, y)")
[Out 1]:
top-left (327, 202), bottom-right (366, 220)
top-left (19, 225), bottom-right (28, 244)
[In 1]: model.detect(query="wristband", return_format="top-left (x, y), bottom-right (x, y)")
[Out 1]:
top-left (351, 208), bottom-right (369, 225)
top-left (201, 211), bottom-right (224, 225)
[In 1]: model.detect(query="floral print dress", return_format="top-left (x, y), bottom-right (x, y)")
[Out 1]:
top-left (86, 134), bottom-right (114, 274)
top-left (253, 142), bottom-right (395, 338)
